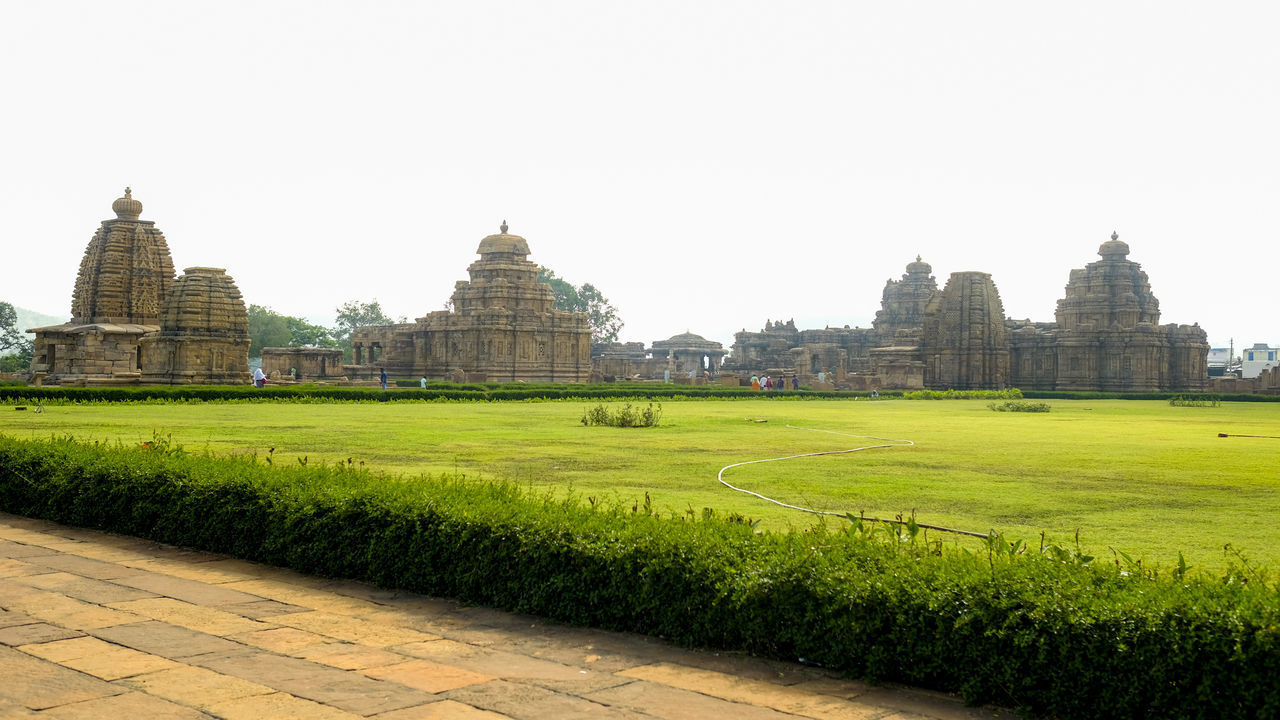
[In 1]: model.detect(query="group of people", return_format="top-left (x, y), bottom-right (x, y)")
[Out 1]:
top-left (749, 374), bottom-right (797, 391)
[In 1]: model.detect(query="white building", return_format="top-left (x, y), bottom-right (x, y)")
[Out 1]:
top-left (1241, 343), bottom-right (1279, 379)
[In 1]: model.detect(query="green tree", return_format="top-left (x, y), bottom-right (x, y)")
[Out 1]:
top-left (248, 305), bottom-right (337, 359)
top-left (332, 299), bottom-right (393, 362)
top-left (537, 268), bottom-right (624, 344)
top-left (0, 301), bottom-right (33, 372)
top-left (248, 305), bottom-right (291, 358)
top-left (284, 316), bottom-right (338, 349)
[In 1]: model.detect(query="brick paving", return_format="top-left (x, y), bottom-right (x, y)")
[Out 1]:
top-left (0, 512), bottom-right (1015, 719)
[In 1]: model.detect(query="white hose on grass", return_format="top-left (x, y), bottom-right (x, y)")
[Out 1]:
top-left (717, 423), bottom-right (987, 538)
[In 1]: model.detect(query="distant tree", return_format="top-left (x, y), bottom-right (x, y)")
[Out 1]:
top-left (0, 301), bottom-right (33, 372)
top-left (332, 299), bottom-right (393, 362)
top-left (248, 305), bottom-right (337, 359)
top-left (537, 268), bottom-right (624, 344)
top-left (248, 305), bottom-right (292, 358)
top-left (577, 283), bottom-right (624, 345)
top-left (284, 316), bottom-right (338, 349)
top-left (537, 267), bottom-right (580, 311)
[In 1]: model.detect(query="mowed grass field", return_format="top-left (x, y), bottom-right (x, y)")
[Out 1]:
top-left (3, 397), bottom-right (1277, 569)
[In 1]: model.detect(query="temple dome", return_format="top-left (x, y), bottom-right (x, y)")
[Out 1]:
top-left (111, 187), bottom-right (142, 220)
top-left (1098, 231), bottom-right (1130, 260)
top-left (476, 220), bottom-right (531, 256)
top-left (905, 255), bottom-right (932, 275)
top-left (652, 331), bottom-right (723, 350)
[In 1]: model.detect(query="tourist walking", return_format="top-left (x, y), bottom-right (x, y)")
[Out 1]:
top-left (380, 368), bottom-right (388, 390)
top-left (252, 368), bottom-right (266, 388)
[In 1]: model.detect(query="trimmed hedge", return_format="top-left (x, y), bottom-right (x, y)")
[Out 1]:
top-left (1, 434), bottom-right (1277, 719)
top-left (3, 383), bottom-right (1275, 404)
top-left (0, 383), bottom-right (865, 403)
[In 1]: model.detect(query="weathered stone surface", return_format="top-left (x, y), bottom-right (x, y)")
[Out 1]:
top-left (348, 223), bottom-right (592, 382)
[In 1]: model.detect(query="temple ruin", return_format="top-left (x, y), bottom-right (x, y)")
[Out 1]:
top-left (592, 332), bottom-right (726, 382)
top-left (29, 190), bottom-right (251, 386)
top-left (723, 234), bottom-right (1208, 392)
top-left (346, 223), bottom-right (592, 382)
top-left (261, 347), bottom-right (346, 382)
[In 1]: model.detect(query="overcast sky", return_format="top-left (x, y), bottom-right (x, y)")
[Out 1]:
top-left (3, 1), bottom-right (1276, 352)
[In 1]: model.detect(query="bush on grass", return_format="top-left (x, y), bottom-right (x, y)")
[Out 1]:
top-left (987, 400), bottom-right (1051, 413)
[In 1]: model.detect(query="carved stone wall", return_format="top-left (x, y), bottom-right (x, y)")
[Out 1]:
top-left (261, 347), bottom-right (346, 381)
top-left (920, 272), bottom-right (1010, 390)
top-left (140, 267), bottom-right (252, 385)
top-left (348, 224), bottom-right (592, 382)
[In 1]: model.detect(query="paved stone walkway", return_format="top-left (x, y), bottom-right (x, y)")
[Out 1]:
top-left (0, 512), bottom-right (1014, 719)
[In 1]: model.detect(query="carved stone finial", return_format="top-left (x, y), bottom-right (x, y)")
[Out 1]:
top-left (500, 220), bottom-right (509, 234)
top-left (916, 255), bottom-right (922, 262)
top-left (112, 187), bottom-right (143, 220)
top-left (1111, 231), bottom-right (1119, 241)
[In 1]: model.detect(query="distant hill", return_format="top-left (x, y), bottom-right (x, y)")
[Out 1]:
top-left (13, 306), bottom-right (67, 332)
top-left (1, 304), bottom-right (62, 357)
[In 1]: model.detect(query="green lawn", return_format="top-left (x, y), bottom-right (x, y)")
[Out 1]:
top-left (4, 397), bottom-right (1277, 569)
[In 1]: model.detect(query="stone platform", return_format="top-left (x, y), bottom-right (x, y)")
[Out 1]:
top-left (0, 513), bottom-right (1011, 719)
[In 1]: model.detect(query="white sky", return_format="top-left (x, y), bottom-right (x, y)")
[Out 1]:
top-left (3, 1), bottom-right (1276, 351)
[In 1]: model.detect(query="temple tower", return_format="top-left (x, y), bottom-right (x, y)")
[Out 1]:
top-left (920, 271), bottom-right (1010, 390)
top-left (30, 189), bottom-right (177, 384)
top-left (69, 188), bottom-right (177, 325)
top-left (874, 255), bottom-right (938, 345)
top-left (1055, 232), bottom-right (1160, 332)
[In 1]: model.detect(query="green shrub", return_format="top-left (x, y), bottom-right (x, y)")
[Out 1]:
top-left (1, 433), bottom-right (1278, 719)
top-left (1170, 394), bottom-right (1223, 407)
top-left (902, 388), bottom-right (1024, 400)
top-left (580, 402), bottom-right (662, 427)
top-left (988, 400), bottom-right (1051, 413)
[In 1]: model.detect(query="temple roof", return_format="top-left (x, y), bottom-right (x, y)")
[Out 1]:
top-left (652, 331), bottom-right (723, 349)
top-left (1098, 230), bottom-right (1130, 260)
top-left (476, 220), bottom-right (531, 256)
top-left (905, 255), bottom-right (932, 275)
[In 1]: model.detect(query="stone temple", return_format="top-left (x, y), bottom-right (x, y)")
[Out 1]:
top-left (347, 223), bottom-right (592, 382)
top-left (722, 233), bottom-right (1208, 392)
top-left (29, 190), bottom-right (251, 386)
